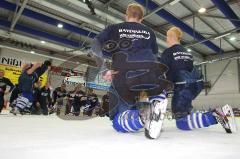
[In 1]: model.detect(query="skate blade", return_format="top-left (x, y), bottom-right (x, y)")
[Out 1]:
top-left (223, 105), bottom-right (238, 133)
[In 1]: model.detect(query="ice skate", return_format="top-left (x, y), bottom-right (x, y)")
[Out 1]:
top-left (213, 104), bottom-right (237, 133)
top-left (139, 91), bottom-right (168, 139)
top-left (22, 107), bottom-right (31, 115)
top-left (143, 98), bottom-right (168, 139)
top-left (11, 107), bottom-right (23, 115)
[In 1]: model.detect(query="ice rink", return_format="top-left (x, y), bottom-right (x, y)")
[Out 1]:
top-left (0, 115), bottom-right (239, 159)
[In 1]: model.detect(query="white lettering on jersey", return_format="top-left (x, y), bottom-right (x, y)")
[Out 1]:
top-left (119, 29), bottom-right (151, 40)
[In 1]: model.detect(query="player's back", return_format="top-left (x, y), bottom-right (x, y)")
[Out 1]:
top-left (161, 44), bottom-right (194, 82)
top-left (100, 22), bottom-right (158, 61)
top-left (113, 22), bottom-right (154, 49)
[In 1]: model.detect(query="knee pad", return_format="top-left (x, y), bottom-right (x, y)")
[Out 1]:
top-left (112, 109), bottom-right (144, 133)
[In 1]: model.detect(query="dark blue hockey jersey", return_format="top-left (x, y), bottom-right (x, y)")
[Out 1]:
top-left (95, 22), bottom-right (158, 62)
top-left (160, 44), bottom-right (193, 83)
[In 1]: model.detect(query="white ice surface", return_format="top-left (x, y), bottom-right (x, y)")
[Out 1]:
top-left (0, 115), bottom-right (239, 159)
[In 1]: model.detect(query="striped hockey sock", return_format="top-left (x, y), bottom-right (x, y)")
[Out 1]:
top-left (176, 112), bottom-right (218, 130)
top-left (16, 96), bottom-right (29, 110)
top-left (112, 110), bottom-right (144, 133)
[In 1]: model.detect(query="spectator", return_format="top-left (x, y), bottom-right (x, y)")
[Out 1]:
top-left (99, 91), bottom-right (110, 117)
top-left (52, 83), bottom-right (67, 115)
top-left (70, 84), bottom-right (86, 116)
top-left (84, 88), bottom-right (99, 116)
top-left (52, 83), bottom-right (67, 106)
top-left (0, 69), bottom-right (14, 113)
top-left (31, 80), bottom-right (42, 115)
top-left (39, 82), bottom-right (51, 115)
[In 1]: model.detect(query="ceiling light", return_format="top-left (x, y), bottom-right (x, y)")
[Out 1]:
top-left (198, 8), bottom-right (206, 13)
top-left (169, 0), bottom-right (181, 6)
top-left (187, 48), bottom-right (192, 52)
top-left (229, 36), bottom-right (236, 41)
top-left (40, 40), bottom-right (46, 44)
top-left (57, 23), bottom-right (63, 28)
top-left (214, 33), bottom-right (231, 40)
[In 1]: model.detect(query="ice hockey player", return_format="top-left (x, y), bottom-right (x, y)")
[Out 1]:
top-left (12, 60), bottom-right (51, 115)
top-left (91, 3), bottom-right (171, 139)
top-left (160, 27), bottom-right (236, 133)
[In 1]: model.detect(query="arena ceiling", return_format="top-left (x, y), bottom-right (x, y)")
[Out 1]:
top-left (0, 0), bottom-right (239, 65)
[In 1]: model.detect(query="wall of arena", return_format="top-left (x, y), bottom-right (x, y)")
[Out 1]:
top-left (1, 48), bottom-right (240, 110)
